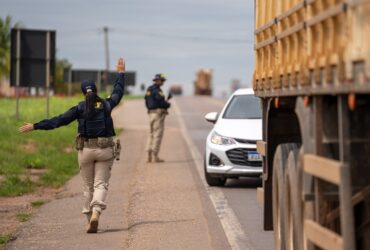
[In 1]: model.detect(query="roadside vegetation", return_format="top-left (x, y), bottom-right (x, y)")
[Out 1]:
top-left (0, 96), bottom-right (82, 196)
top-left (30, 200), bottom-right (46, 208)
top-left (0, 95), bottom-right (131, 197)
top-left (0, 234), bottom-right (12, 247)
top-left (16, 213), bottom-right (32, 222)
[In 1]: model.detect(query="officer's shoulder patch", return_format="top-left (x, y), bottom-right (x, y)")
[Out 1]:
top-left (96, 102), bottom-right (102, 108)
top-left (159, 91), bottom-right (164, 97)
top-left (146, 91), bottom-right (151, 96)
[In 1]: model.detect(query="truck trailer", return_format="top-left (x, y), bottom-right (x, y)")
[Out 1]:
top-left (194, 68), bottom-right (213, 96)
top-left (253, 0), bottom-right (370, 249)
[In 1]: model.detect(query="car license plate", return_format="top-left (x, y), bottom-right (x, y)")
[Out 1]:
top-left (248, 152), bottom-right (262, 161)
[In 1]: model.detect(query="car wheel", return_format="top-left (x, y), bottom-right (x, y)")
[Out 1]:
top-left (204, 155), bottom-right (227, 186)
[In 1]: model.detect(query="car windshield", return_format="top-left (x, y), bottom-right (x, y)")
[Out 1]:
top-left (223, 95), bottom-right (262, 119)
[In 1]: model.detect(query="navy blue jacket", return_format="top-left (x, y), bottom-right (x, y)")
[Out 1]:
top-left (34, 73), bottom-right (125, 138)
top-left (145, 84), bottom-right (170, 110)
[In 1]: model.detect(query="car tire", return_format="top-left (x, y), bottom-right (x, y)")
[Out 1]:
top-left (204, 155), bottom-right (227, 186)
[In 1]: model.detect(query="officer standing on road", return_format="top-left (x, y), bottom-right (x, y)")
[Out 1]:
top-left (18, 58), bottom-right (126, 234)
top-left (145, 73), bottom-right (171, 163)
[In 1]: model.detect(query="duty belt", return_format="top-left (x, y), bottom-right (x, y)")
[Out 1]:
top-left (84, 137), bottom-right (114, 148)
top-left (148, 108), bottom-right (167, 114)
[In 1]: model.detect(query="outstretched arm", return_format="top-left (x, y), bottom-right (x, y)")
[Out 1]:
top-left (18, 106), bottom-right (78, 133)
top-left (19, 123), bottom-right (34, 133)
top-left (107, 58), bottom-right (126, 109)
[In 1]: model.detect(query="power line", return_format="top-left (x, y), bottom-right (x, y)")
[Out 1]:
top-left (60, 27), bottom-right (253, 44)
top-left (113, 28), bottom-right (253, 44)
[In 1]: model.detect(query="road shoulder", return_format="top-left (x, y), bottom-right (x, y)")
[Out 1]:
top-left (7, 99), bottom-right (230, 250)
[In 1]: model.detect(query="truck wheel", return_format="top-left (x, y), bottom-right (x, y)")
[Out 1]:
top-left (284, 145), bottom-right (302, 250)
top-left (273, 143), bottom-right (298, 250)
top-left (204, 156), bottom-right (226, 186)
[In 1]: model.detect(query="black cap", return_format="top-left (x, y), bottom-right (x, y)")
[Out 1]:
top-left (81, 80), bottom-right (97, 94)
top-left (153, 73), bottom-right (166, 82)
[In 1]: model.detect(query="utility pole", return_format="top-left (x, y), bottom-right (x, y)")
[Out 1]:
top-left (103, 26), bottom-right (110, 92)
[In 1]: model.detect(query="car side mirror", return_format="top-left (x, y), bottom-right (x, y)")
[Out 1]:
top-left (205, 112), bottom-right (219, 124)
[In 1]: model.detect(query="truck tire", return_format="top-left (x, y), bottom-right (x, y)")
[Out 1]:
top-left (273, 143), bottom-right (298, 250)
top-left (204, 157), bottom-right (227, 186)
top-left (284, 145), bottom-right (302, 250)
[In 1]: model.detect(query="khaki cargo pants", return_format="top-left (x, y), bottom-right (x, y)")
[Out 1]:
top-left (146, 109), bottom-right (167, 154)
top-left (78, 147), bottom-right (114, 214)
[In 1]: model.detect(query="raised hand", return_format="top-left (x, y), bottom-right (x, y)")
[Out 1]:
top-left (19, 123), bottom-right (34, 133)
top-left (116, 58), bottom-right (125, 73)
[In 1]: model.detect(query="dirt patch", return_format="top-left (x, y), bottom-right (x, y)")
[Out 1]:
top-left (18, 140), bottom-right (38, 153)
top-left (21, 169), bottom-right (48, 182)
top-left (0, 187), bottom-right (58, 247)
top-left (63, 147), bottom-right (74, 153)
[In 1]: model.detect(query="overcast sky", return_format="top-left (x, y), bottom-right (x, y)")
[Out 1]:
top-left (1, 0), bottom-right (255, 96)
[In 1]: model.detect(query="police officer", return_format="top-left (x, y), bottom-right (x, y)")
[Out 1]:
top-left (145, 73), bottom-right (171, 163)
top-left (18, 58), bottom-right (126, 233)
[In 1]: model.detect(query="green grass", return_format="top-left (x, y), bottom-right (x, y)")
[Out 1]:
top-left (16, 213), bottom-right (32, 222)
top-left (0, 176), bottom-right (35, 197)
top-left (124, 95), bottom-right (144, 100)
top-left (0, 96), bottom-right (81, 196)
top-left (0, 234), bottom-right (12, 246)
top-left (31, 200), bottom-right (46, 208)
top-left (0, 95), bottom-right (126, 197)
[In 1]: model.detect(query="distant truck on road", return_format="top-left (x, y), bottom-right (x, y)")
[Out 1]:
top-left (194, 69), bottom-right (212, 96)
top-left (169, 84), bottom-right (183, 96)
top-left (253, 1), bottom-right (370, 249)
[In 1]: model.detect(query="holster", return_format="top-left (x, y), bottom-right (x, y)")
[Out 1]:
top-left (113, 139), bottom-right (122, 161)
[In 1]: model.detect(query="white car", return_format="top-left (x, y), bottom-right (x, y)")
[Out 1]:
top-left (204, 88), bottom-right (262, 186)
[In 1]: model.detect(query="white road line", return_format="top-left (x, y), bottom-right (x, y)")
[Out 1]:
top-left (173, 100), bottom-right (253, 250)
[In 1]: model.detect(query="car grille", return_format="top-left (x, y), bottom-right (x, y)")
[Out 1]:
top-left (226, 148), bottom-right (262, 167)
top-left (234, 138), bottom-right (257, 144)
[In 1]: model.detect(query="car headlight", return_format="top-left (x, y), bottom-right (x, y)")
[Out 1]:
top-left (210, 131), bottom-right (236, 145)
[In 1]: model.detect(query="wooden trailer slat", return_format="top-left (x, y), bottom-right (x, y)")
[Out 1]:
top-left (303, 154), bottom-right (342, 185)
top-left (306, 3), bottom-right (347, 27)
top-left (277, 22), bottom-right (305, 40)
top-left (256, 140), bottom-right (266, 156)
top-left (305, 219), bottom-right (343, 250)
top-left (255, 37), bottom-right (276, 50)
top-left (256, 187), bottom-right (264, 205)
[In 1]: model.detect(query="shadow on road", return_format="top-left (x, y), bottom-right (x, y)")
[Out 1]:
top-left (159, 159), bottom-right (195, 164)
top-left (99, 219), bottom-right (193, 234)
top-left (223, 177), bottom-right (262, 188)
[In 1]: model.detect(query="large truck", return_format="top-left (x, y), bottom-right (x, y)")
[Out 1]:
top-left (253, 1), bottom-right (370, 249)
top-left (194, 68), bottom-right (212, 95)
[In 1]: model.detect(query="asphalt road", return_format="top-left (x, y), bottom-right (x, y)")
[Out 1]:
top-left (175, 96), bottom-right (274, 250)
top-left (6, 96), bottom-right (274, 250)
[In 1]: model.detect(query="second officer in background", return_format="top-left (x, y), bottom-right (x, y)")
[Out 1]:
top-left (145, 73), bottom-right (171, 163)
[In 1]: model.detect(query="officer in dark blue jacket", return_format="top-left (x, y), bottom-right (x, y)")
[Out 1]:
top-left (19, 58), bottom-right (126, 234)
top-left (145, 73), bottom-right (171, 163)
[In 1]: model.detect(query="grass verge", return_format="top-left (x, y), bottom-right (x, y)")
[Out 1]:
top-left (0, 96), bottom-right (80, 196)
top-left (0, 95), bottom-right (127, 197)
top-left (0, 235), bottom-right (12, 246)
top-left (16, 213), bottom-right (32, 222)
top-left (31, 200), bottom-right (46, 208)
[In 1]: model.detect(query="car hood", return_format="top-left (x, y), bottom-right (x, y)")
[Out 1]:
top-left (214, 118), bottom-right (262, 140)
